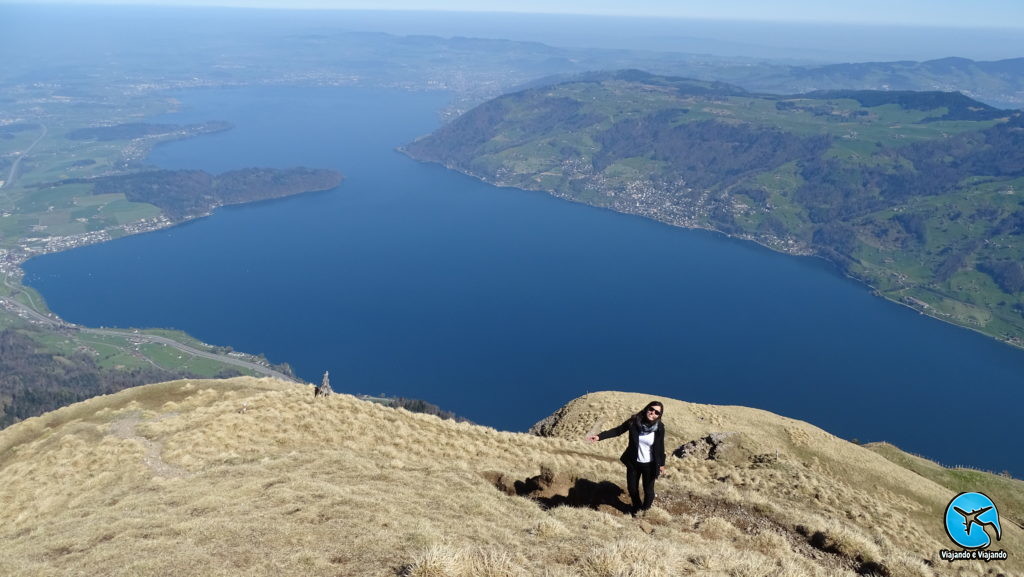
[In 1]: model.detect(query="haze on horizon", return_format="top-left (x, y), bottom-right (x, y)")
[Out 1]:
top-left (7, 0), bottom-right (1024, 29)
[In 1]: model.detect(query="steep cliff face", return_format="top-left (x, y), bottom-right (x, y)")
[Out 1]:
top-left (0, 378), bottom-right (1019, 577)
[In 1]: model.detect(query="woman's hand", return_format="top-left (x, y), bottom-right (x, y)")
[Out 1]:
top-left (586, 435), bottom-right (599, 442)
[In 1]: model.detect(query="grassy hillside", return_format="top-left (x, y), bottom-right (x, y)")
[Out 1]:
top-left (867, 442), bottom-right (1024, 529)
top-left (1, 377), bottom-right (1019, 576)
top-left (403, 71), bottom-right (1024, 350)
top-left (0, 327), bottom-right (221, 428)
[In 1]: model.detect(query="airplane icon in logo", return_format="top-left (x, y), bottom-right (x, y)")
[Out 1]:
top-left (953, 505), bottom-right (1002, 541)
top-left (945, 492), bottom-right (1003, 550)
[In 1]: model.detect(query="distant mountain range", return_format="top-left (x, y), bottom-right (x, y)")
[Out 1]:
top-left (731, 57), bottom-right (1024, 110)
top-left (405, 71), bottom-right (1024, 348)
top-left (523, 56), bottom-right (1024, 111)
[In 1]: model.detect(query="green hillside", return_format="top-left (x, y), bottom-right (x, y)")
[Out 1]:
top-left (867, 442), bottom-right (1024, 528)
top-left (404, 71), bottom-right (1024, 348)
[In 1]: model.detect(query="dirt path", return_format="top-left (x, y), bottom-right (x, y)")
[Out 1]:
top-left (109, 412), bottom-right (190, 479)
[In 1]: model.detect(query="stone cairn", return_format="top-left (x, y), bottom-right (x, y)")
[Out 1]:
top-left (314, 370), bottom-right (333, 398)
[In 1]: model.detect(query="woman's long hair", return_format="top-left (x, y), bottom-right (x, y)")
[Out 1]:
top-left (638, 401), bottom-right (664, 425)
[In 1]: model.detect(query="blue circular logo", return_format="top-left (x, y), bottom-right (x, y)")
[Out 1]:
top-left (944, 492), bottom-right (1002, 550)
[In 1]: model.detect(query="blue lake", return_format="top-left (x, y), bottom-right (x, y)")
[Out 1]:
top-left (23, 86), bottom-right (1024, 477)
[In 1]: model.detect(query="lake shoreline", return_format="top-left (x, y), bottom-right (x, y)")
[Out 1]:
top-left (26, 85), bottom-right (1023, 478)
top-left (400, 148), bottom-right (1024, 354)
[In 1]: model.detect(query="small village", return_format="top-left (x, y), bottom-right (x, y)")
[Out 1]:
top-left (0, 216), bottom-right (173, 279)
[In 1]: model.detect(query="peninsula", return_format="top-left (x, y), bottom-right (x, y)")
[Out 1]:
top-left (404, 71), bottom-right (1024, 349)
top-left (89, 167), bottom-right (344, 221)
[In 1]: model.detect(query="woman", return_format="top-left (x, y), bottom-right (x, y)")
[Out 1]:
top-left (586, 401), bottom-right (666, 515)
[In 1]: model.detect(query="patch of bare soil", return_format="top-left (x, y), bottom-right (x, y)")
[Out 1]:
top-left (109, 412), bottom-right (190, 479)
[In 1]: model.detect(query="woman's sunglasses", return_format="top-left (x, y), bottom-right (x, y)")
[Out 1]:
top-left (647, 408), bottom-right (662, 416)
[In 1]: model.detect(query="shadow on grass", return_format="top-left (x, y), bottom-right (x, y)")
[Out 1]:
top-left (485, 469), bottom-right (631, 515)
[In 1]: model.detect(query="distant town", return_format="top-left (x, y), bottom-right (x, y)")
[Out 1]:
top-left (0, 216), bottom-right (173, 280)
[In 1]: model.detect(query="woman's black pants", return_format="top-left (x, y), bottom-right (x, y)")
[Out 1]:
top-left (626, 461), bottom-right (658, 512)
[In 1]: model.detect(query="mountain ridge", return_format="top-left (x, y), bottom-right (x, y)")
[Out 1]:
top-left (699, 56), bottom-right (1024, 110)
top-left (1, 376), bottom-right (1020, 576)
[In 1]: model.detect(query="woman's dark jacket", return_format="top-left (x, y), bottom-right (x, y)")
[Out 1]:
top-left (597, 415), bottom-right (665, 469)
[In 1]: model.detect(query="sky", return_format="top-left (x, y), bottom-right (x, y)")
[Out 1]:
top-left (8, 0), bottom-right (1024, 29)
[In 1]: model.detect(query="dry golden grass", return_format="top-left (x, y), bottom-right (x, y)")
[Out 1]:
top-left (0, 379), bottom-right (1020, 577)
